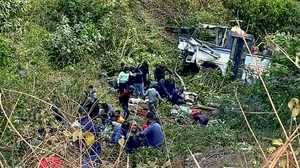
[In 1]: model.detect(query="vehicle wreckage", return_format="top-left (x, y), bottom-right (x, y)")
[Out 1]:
top-left (165, 23), bottom-right (272, 82)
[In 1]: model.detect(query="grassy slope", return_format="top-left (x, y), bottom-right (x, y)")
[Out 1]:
top-left (1, 0), bottom-right (294, 167)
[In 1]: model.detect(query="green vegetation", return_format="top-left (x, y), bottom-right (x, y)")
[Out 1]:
top-left (0, 0), bottom-right (300, 167)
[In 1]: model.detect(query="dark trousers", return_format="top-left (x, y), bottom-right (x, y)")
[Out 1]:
top-left (172, 99), bottom-right (186, 105)
top-left (122, 103), bottom-right (130, 119)
top-left (118, 82), bottom-right (128, 94)
top-left (148, 101), bottom-right (157, 114)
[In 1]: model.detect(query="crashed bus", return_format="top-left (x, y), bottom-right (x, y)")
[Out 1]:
top-left (165, 23), bottom-right (272, 82)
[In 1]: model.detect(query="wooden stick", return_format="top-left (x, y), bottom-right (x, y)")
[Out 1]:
top-left (234, 88), bottom-right (268, 162)
top-left (188, 148), bottom-right (201, 168)
top-left (193, 105), bottom-right (216, 111)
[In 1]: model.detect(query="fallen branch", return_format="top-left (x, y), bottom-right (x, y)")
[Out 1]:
top-left (188, 148), bottom-right (201, 168)
top-left (193, 104), bottom-right (216, 111)
top-left (174, 71), bottom-right (186, 89)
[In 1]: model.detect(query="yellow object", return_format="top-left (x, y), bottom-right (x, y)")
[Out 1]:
top-left (267, 147), bottom-right (276, 154)
top-left (73, 129), bottom-right (83, 142)
top-left (272, 139), bottom-right (283, 146)
top-left (84, 132), bottom-right (95, 146)
top-left (63, 131), bottom-right (72, 137)
top-left (288, 98), bottom-right (300, 118)
top-left (292, 107), bottom-right (300, 118)
top-left (288, 98), bottom-right (299, 111)
top-left (279, 158), bottom-right (287, 168)
top-left (117, 116), bottom-right (125, 124)
top-left (118, 138), bottom-right (125, 147)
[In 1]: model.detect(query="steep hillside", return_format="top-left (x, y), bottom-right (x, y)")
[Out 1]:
top-left (0, 0), bottom-right (300, 167)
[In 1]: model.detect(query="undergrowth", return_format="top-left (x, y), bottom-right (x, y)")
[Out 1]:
top-left (1, 0), bottom-right (300, 167)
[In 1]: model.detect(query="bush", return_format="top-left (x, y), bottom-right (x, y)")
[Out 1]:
top-left (0, 0), bottom-right (28, 32)
top-left (223, 0), bottom-right (300, 38)
top-left (0, 36), bottom-right (9, 67)
top-left (48, 17), bottom-right (103, 68)
top-left (57, 0), bottom-right (117, 25)
top-left (271, 32), bottom-right (300, 72)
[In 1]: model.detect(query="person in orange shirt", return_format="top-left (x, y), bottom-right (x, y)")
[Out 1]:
top-left (112, 110), bottom-right (125, 124)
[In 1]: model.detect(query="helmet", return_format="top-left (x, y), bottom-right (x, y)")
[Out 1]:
top-left (128, 85), bottom-right (135, 91)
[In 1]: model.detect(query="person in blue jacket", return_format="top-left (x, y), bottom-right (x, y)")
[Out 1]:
top-left (156, 78), bottom-right (170, 99)
top-left (77, 112), bottom-right (102, 164)
top-left (170, 88), bottom-right (186, 105)
top-left (110, 121), bottom-right (130, 144)
top-left (138, 112), bottom-right (164, 147)
top-left (164, 74), bottom-right (176, 95)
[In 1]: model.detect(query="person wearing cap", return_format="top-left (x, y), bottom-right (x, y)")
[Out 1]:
top-left (119, 85), bottom-right (135, 119)
top-left (170, 88), bottom-right (186, 105)
top-left (154, 61), bottom-right (172, 82)
top-left (117, 67), bottom-right (136, 94)
top-left (138, 112), bottom-right (164, 147)
top-left (144, 86), bottom-right (164, 113)
top-left (110, 121), bottom-right (130, 144)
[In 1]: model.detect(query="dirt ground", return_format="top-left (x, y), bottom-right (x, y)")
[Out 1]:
top-left (184, 148), bottom-right (254, 168)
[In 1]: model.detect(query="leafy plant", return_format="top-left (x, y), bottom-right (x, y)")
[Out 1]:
top-left (57, 0), bottom-right (117, 25)
top-left (224, 0), bottom-right (300, 38)
top-left (0, 0), bottom-right (28, 32)
top-left (48, 17), bottom-right (103, 68)
top-left (0, 36), bottom-right (9, 67)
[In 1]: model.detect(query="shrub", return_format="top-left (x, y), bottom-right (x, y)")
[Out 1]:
top-left (57, 0), bottom-right (117, 25)
top-left (223, 0), bottom-right (300, 38)
top-left (48, 17), bottom-right (103, 68)
top-left (0, 0), bottom-right (28, 32)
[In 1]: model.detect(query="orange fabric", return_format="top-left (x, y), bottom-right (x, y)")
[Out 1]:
top-left (190, 109), bottom-right (203, 116)
top-left (117, 116), bottom-right (125, 124)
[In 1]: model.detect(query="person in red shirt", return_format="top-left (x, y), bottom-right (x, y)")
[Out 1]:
top-left (119, 85), bottom-right (135, 119)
